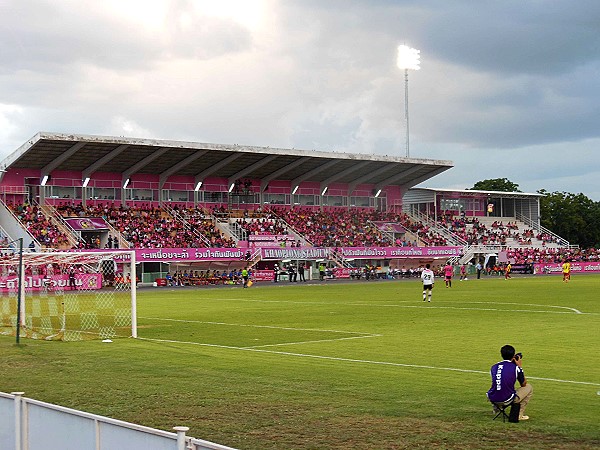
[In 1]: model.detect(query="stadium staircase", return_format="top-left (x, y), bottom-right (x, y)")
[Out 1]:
top-left (0, 202), bottom-right (41, 250)
top-left (405, 210), bottom-right (468, 247)
top-left (329, 250), bottom-right (354, 268)
top-left (457, 215), bottom-right (571, 264)
top-left (369, 220), bottom-right (396, 246)
top-left (42, 203), bottom-right (130, 249)
top-left (246, 249), bottom-right (263, 269)
top-left (164, 205), bottom-right (213, 247)
top-left (515, 212), bottom-right (570, 248)
top-left (37, 203), bottom-right (79, 249)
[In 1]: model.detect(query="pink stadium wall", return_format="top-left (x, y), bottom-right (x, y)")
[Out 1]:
top-left (0, 168), bottom-right (405, 212)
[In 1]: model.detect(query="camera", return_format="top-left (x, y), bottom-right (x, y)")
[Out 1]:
top-left (514, 352), bottom-right (523, 361)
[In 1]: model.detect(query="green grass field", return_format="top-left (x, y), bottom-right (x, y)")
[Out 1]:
top-left (1, 275), bottom-right (599, 449)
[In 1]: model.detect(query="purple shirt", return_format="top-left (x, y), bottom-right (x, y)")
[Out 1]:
top-left (486, 360), bottom-right (525, 403)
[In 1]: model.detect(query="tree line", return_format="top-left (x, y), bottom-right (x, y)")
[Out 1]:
top-left (471, 178), bottom-right (600, 248)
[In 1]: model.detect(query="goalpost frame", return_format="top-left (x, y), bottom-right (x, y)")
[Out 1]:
top-left (130, 250), bottom-right (137, 338)
top-left (2, 249), bottom-right (137, 341)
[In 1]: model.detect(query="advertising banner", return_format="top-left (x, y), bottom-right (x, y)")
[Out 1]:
top-left (533, 262), bottom-right (600, 274)
top-left (373, 222), bottom-right (406, 233)
top-left (251, 270), bottom-right (274, 281)
top-left (332, 268), bottom-right (352, 278)
top-left (0, 274), bottom-right (103, 292)
top-left (64, 217), bottom-right (109, 231)
top-left (340, 246), bottom-right (462, 259)
top-left (73, 246), bottom-right (462, 263)
top-left (260, 247), bottom-right (329, 260)
top-left (136, 248), bottom-right (245, 262)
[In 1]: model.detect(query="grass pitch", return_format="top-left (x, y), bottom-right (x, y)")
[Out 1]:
top-left (1, 275), bottom-right (599, 449)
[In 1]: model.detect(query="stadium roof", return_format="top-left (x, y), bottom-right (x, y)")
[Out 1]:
top-left (1, 132), bottom-right (453, 190)
top-left (413, 187), bottom-right (543, 198)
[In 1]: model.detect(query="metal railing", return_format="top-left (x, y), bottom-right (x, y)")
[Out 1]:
top-left (165, 205), bottom-right (212, 247)
top-left (515, 212), bottom-right (570, 247)
top-left (1, 391), bottom-right (237, 450)
top-left (405, 210), bottom-right (468, 247)
top-left (368, 220), bottom-right (396, 246)
top-left (40, 203), bottom-right (83, 248)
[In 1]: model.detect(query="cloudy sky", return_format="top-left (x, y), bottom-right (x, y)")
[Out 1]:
top-left (1, 0), bottom-right (599, 199)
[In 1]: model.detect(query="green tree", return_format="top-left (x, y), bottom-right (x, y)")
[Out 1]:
top-left (538, 190), bottom-right (600, 248)
top-left (470, 178), bottom-right (521, 192)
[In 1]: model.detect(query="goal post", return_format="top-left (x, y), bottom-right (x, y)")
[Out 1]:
top-left (0, 250), bottom-right (137, 341)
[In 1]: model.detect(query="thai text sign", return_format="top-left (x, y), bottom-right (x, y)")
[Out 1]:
top-left (74, 246), bottom-right (461, 262)
top-left (341, 246), bottom-right (462, 258)
top-left (0, 274), bottom-right (103, 292)
top-left (533, 262), bottom-right (600, 274)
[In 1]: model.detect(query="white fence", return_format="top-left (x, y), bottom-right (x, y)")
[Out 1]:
top-left (0, 391), bottom-right (237, 450)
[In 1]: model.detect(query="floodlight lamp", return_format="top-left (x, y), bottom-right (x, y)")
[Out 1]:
top-left (123, 178), bottom-right (130, 189)
top-left (292, 185), bottom-right (299, 195)
top-left (397, 45), bottom-right (421, 70)
top-left (228, 183), bottom-right (235, 192)
top-left (321, 186), bottom-right (328, 196)
top-left (82, 177), bottom-right (90, 188)
top-left (375, 189), bottom-right (382, 198)
top-left (194, 181), bottom-right (203, 191)
top-left (41, 175), bottom-right (49, 186)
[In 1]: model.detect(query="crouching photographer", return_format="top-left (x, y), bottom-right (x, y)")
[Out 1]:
top-left (486, 344), bottom-right (533, 422)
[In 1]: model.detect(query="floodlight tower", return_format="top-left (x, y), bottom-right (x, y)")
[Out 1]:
top-left (397, 45), bottom-right (421, 158)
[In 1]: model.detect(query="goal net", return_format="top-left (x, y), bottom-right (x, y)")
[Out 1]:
top-left (0, 250), bottom-right (137, 341)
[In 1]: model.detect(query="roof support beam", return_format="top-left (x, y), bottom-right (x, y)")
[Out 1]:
top-left (290, 160), bottom-right (338, 192)
top-left (374, 165), bottom-right (424, 191)
top-left (228, 155), bottom-right (278, 188)
top-left (159, 151), bottom-right (208, 190)
top-left (260, 157), bottom-right (311, 192)
top-left (40, 142), bottom-right (86, 176)
top-left (347, 164), bottom-right (397, 194)
top-left (319, 161), bottom-right (372, 193)
top-left (389, 166), bottom-right (450, 191)
top-left (122, 147), bottom-right (171, 182)
top-left (194, 153), bottom-right (243, 187)
top-left (82, 145), bottom-right (129, 180)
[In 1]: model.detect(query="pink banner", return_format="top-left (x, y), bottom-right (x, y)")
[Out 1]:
top-left (533, 262), bottom-right (600, 274)
top-left (249, 235), bottom-right (296, 248)
top-left (64, 217), bottom-right (109, 230)
top-left (332, 268), bottom-right (352, 278)
top-left (251, 270), bottom-right (274, 281)
top-left (373, 222), bottom-right (406, 233)
top-left (0, 273), bottom-right (103, 292)
top-left (136, 248), bottom-right (245, 262)
top-left (248, 234), bottom-right (294, 242)
top-left (73, 246), bottom-right (462, 262)
top-left (340, 246), bottom-right (462, 259)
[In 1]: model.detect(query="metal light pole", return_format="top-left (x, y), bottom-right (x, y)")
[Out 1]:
top-left (397, 45), bottom-right (421, 158)
top-left (15, 238), bottom-right (23, 344)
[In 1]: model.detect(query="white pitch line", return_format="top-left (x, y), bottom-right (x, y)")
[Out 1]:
top-left (137, 337), bottom-right (600, 387)
top-left (139, 316), bottom-right (374, 335)
top-left (461, 301), bottom-right (583, 314)
top-left (205, 298), bottom-right (597, 315)
top-left (242, 333), bottom-right (382, 349)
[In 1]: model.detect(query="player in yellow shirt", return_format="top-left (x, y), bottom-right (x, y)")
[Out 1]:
top-left (562, 260), bottom-right (571, 282)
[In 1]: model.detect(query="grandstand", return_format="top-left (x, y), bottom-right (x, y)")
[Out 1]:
top-left (0, 132), bottom-right (591, 282)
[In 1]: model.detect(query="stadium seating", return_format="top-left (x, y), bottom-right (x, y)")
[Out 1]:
top-left (5, 201), bottom-right (598, 263)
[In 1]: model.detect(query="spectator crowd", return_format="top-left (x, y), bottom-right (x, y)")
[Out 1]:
top-left (4, 202), bottom-right (599, 264)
